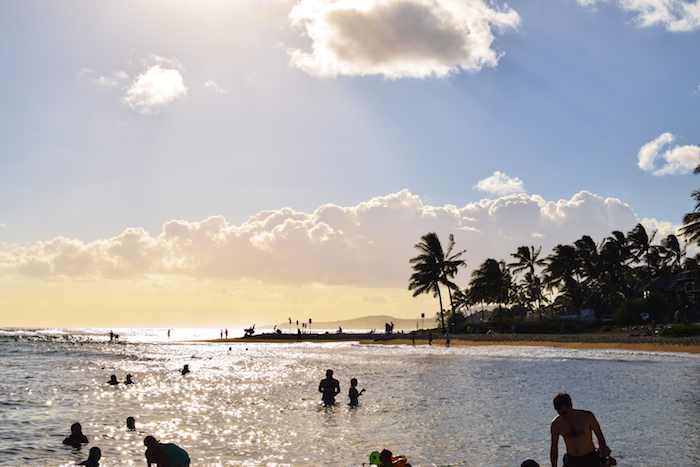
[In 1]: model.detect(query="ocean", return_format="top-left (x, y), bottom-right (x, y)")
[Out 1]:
top-left (1, 327), bottom-right (699, 467)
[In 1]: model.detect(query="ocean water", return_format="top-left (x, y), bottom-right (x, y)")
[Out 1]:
top-left (1, 328), bottom-right (699, 467)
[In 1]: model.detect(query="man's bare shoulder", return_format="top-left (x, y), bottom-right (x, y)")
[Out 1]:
top-left (551, 414), bottom-right (563, 430)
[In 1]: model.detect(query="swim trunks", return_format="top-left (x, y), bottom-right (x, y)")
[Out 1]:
top-left (163, 444), bottom-right (190, 467)
top-left (563, 450), bottom-right (600, 467)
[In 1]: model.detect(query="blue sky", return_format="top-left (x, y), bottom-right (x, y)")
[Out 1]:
top-left (1, 0), bottom-right (699, 326)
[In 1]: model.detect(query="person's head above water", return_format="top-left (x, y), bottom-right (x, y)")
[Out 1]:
top-left (326, 369), bottom-right (333, 377)
top-left (553, 392), bottom-right (572, 411)
top-left (88, 447), bottom-right (101, 461)
top-left (126, 417), bottom-right (135, 430)
top-left (521, 460), bottom-right (540, 467)
top-left (71, 422), bottom-right (83, 435)
top-left (144, 435), bottom-right (157, 448)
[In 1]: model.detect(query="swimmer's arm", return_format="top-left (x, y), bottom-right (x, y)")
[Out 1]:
top-left (550, 423), bottom-right (559, 467)
top-left (590, 413), bottom-right (608, 458)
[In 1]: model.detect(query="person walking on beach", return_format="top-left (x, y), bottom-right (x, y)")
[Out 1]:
top-left (445, 332), bottom-right (450, 348)
top-left (348, 377), bottom-right (365, 407)
top-left (144, 435), bottom-right (190, 467)
top-left (428, 331), bottom-right (432, 346)
top-left (319, 369), bottom-right (340, 406)
top-left (550, 392), bottom-right (609, 467)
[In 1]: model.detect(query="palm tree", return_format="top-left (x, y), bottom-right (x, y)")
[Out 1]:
top-left (508, 246), bottom-right (546, 318)
top-left (442, 234), bottom-right (467, 314)
top-left (680, 164), bottom-right (700, 244)
top-left (469, 258), bottom-right (513, 326)
top-left (508, 245), bottom-right (545, 276)
top-left (627, 223), bottom-right (657, 284)
top-left (660, 234), bottom-right (686, 274)
top-left (408, 232), bottom-right (465, 332)
top-left (544, 244), bottom-right (586, 313)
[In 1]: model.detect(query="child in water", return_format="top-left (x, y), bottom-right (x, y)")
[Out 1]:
top-left (349, 378), bottom-right (365, 407)
top-left (77, 447), bottom-right (101, 466)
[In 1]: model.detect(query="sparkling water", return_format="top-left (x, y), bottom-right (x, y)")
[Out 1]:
top-left (1, 328), bottom-right (699, 466)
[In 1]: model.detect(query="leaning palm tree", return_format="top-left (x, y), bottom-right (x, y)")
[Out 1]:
top-left (627, 223), bottom-right (657, 284)
top-left (408, 232), bottom-right (464, 332)
top-left (508, 245), bottom-right (545, 276)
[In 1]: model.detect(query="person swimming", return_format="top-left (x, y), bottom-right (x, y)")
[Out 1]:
top-left (77, 446), bottom-right (101, 466)
top-left (126, 416), bottom-right (136, 431)
top-left (108, 374), bottom-right (119, 385)
top-left (63, 422), bottom-right (89, 448)
top-left (181, 364), bottom-right (190, 376)
top-left (144, 435), bottom-right (190, 467)
top-left (125, 374), bottom-right (134, 385)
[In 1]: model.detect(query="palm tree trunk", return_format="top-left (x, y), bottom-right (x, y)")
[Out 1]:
top-left (437, 287), bottom-right (446, 333)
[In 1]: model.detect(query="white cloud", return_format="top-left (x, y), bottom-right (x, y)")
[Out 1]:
top-left (287, 0), bottom-right (521, 79)
top-left (121, 65), bottom-right (187, 113)
top-left (578, 0), bottom-right (700, 32)
top-left (473, 171), bottom-right (525, 195)
top-left (0, 189), bottom-right (655, 287)
top-left (205, 80), bottom-right (229, 94)
top-left (637, 132), bottom-right (700, 175)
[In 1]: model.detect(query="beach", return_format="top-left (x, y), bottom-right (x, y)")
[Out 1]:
top-left (218, 331), bottom-right (700, 354)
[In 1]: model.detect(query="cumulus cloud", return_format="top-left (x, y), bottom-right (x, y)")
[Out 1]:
top-left (287, 0), bottom-right (521, 79)
top-left (0, 190), bottom-right (658, 287)
top-left (121, 59), bottom-right (187, 113)
top-left (637, 132), bottom-right (700, 175)
top-left (205, 80), bottom-right (229, 94)
top-left (473, 171), bottom-right (525, 195)
top-left (578, 0), bottom-right (700, 32)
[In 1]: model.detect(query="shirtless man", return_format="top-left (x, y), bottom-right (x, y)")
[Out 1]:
top-left (550, 392), bottom-right (609, 467)
top-left (318, 369), bottom-right (340, 406)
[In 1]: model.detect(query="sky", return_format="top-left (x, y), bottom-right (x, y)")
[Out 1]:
top-left (1, 0), bottom-right (699, 328)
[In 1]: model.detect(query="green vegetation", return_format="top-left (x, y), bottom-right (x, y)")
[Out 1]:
top-left (658, 324), bottom-right (700, 338)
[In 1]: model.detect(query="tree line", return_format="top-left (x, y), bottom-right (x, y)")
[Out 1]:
top-left (410, 171), bottom-right (700, 332)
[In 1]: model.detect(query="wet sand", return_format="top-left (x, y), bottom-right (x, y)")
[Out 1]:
top-left (208, 332), bottom-right (700, 354)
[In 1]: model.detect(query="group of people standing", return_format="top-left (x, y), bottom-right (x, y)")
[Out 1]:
top-left (318, 369), bottom-right (365, 407)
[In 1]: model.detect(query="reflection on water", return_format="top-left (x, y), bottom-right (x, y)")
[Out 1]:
top-left (0, 328), bottom-right (699, 466)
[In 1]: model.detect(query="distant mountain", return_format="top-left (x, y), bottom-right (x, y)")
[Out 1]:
top-left (263, 315), bottom-right (438, 332)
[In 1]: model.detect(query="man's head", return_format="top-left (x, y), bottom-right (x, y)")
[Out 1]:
top-left (553, 392), bottom-right (572, 414)
top-left (71, 422), bottom-right (82, 435)
top-left (144, 436), bottom-right (157, 448)
top-left (326, 369), bottom-right (333, 377)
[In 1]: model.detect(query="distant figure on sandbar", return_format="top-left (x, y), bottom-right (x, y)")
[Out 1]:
top-left (167, 329), bottom-right (170, 339)
top-left (225, 328), bottom-right (228, 339)
top-left (125, 374), bottom-right (134, 385)
top-left (144, 435), bottom-right (190, 467)
top-left (428, 331), bottom-right (432, 346)
top-left (319, 369), bottom-right (340, 406)
top-left (181, 364), bottom-right (190, 376)
top-left (349, 377), bottom-right (365, 407)
top-left (63, 422), bottom-right (89, 447)
top-left (550, 392), bottom-right (609, 467)
top-left (108, 374), bottom-right (119, 385)
top-left (126, 416), bottom-right (136, 431)
top-left (77, 446), bottom-right (101, 466)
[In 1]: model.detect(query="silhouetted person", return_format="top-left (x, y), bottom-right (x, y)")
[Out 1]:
top-left (108, 374), bottom-right (119, 385)
top-left (521, 460), bottom-right (539, 467)
top-left (349, 377), bottom-right (365, 407)
top-left (225, 329), bottom-right (228, 339)
top-left (77, 447), bottom-right (101, 466)
top-left (318, 369), bottom-right (340, 406)
top-left (126, 417), bottom-right (136, 431)
top-left (144, 435), bottom-right (190, 467)
top-left (181, 364), bottom-right (190, 376)
top-left (63, 422), bottom-right (89, 447)
top-left (445, 332), bottom-right (450, 348)
top-left (550, 392), bottom-right (609, 467)
top-left (428, 331), bottom-right (432, 346)
top-left (125, 374), bottom-right (134, 385)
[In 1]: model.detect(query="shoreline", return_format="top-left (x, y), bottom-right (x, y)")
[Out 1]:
top-left (203, 332), bottom-right (700, 354)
